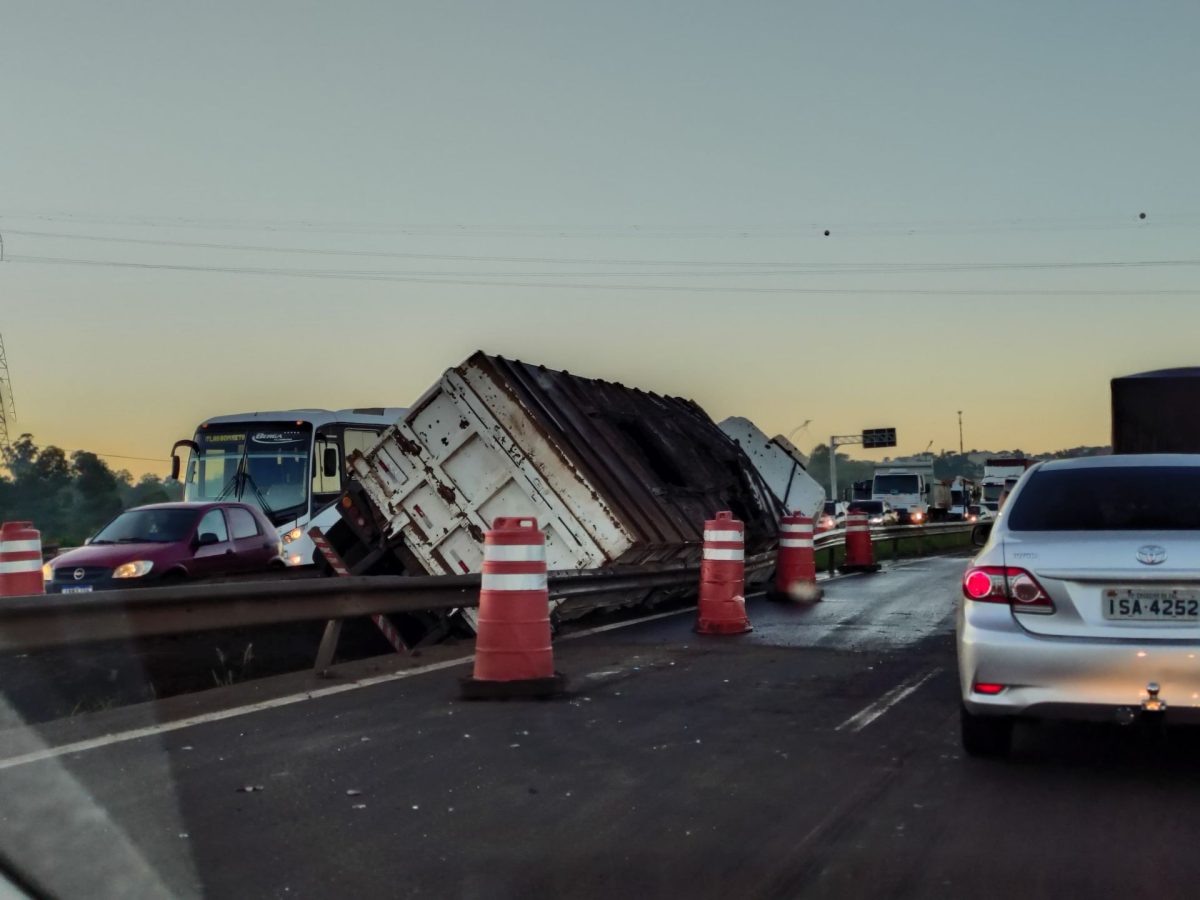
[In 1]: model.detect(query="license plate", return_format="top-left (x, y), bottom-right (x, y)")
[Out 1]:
top-left (61, 586), bottom-right (93, 594)
top-left (1103, 589), bottom-right (1199, 621)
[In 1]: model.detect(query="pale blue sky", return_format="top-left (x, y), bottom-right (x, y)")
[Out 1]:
top-left (2, 2), bottom-right (1199, 474)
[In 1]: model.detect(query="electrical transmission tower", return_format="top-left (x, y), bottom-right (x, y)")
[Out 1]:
top-left (0, 332), bottom-right (16, 451)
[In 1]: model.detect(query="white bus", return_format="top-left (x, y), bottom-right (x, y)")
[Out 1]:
top-left (171, 408), bottom-right (406, 567)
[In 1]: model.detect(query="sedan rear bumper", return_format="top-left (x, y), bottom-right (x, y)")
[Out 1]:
top-left (959, 604), bottom-right (1200, 721)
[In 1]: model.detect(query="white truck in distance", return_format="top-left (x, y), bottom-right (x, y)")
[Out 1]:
top-left (979, 457), bottom-right (1034, 514)
top-left (871, 455), bottom-right (952, 524)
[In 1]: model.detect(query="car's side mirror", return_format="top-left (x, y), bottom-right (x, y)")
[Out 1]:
top-left (196, 532), bottom-right (220, 547)
top-left (971, 523), bottom-right (993, 547)
top-left (323, 447), bottom-right (339, 478)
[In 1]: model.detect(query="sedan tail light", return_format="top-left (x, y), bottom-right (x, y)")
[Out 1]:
top-left (963, 566), bottom-right (1055, 614)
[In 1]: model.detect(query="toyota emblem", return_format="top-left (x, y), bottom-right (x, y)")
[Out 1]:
top-left (1136, 545), bottom-right (1167, 566)
top-left (73, 568), bottom-right (86, 581)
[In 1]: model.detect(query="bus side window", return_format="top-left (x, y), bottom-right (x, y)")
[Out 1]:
top-left (312, 431), bottom-right (342, 505)
top-left (343, 428), bottom-right (382, 471)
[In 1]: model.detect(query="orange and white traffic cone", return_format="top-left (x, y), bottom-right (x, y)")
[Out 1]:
top-left (770, 514), bottom-right (822, 603)
top-left (0, 522), bottom-right (44, 597)
top-left (461, 517), bottom-right (566, 699)
top-left (839, 511), bottom-right (881, 574)
top-left (695, 511), bottom-right (752, 634)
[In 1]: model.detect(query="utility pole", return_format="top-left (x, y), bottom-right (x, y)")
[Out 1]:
top-left (957, 410), bottom-right (964, 455)
top-left (0, 332), bottom-right (15, 451)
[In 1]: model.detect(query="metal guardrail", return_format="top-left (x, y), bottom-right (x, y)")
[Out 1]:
top-left (811, 520), bottom-right (974, 552)
top-left (0, 555), bottom-right (776, 653)
top-left (813, 520), bottom-right (975, 572)
top-left (0, 523), bottom-right (973, 655)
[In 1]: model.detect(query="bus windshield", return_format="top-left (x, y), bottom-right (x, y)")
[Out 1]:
top-left (184, 424), bottom-right (311, 526)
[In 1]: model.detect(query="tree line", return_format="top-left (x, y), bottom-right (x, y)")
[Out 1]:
top-left (0, 434), bottom-right (182, 547)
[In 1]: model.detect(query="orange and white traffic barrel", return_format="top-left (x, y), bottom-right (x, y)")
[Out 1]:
top-left (0, 522), bottom-right (44, 597)
top-left (461, 517), bottom-right (566, 699)
top-left (695, 511), bottom-right (751, 634)
top-left (770, 514), bottom-right (822, 602)
top-left (839, 511), bottom-right (881, 574)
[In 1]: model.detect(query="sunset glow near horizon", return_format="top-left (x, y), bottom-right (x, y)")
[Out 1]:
top-left (3, 3), bottom-right (1199, 479)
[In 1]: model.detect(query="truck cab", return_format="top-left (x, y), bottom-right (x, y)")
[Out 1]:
top-left (979, 457), bottom-right (1034, 516)
top-left (948, 476), bottom-right (977, 521)
top-left (870, 455), bottom-right (949, 524)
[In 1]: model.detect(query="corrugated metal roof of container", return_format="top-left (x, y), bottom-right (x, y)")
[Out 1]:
top-left (456, 353), bottom-right (783, 554)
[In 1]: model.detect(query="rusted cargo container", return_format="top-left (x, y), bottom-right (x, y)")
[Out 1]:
top-left (336, 353), bottom-right (781, 614)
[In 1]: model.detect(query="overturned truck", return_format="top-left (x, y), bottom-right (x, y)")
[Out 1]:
top-left (328, 352), bottom-right (787, 623)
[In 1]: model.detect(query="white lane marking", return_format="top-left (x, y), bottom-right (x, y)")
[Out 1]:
top-left (0, 559), bottom-right (955, 770)
top-left (0, 600), bottom-right (699, 770)
top-left (0, 656), bottom-right (474, 772)
top-left (834, 668), bottom-right (942, 733)
top-left (558, 607), bottom-right (692, 640)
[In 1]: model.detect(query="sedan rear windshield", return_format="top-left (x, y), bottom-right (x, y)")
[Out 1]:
top-left (1007, 467), bottom-right (1200, 531)
top-left (851, 501), bottom-right (883, 513)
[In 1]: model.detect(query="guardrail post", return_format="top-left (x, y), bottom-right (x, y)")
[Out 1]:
top-left (308, 527), bottom-right (408, 674)
top-left (314, 619), bottom-right (344, 675)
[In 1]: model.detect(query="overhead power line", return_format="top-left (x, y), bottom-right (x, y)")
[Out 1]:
top-left (1, 209), bottom-right (1196, 237)
top-left (7, 254), bottom-right (1197, 296)
top-left (90, 452), bottom-right (170, 463)
top-left (5, 227), bottom-right (1200, 274)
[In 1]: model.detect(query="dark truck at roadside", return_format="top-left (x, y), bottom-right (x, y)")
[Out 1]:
top-left (1112, 368), bottom-right (1200, 454)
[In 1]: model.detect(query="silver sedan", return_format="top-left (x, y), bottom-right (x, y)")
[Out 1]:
top-left (957, 454), bottom-right (1200, 756)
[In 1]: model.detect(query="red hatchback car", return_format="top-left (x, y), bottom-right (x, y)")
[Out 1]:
top-left (45, 502), bottom-right (284, 593)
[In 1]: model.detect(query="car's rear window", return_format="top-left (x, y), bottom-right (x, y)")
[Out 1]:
top-left (851, 501), bottom-right (883, 513)
top-left (1007, 466), bottom-right (1200, 531)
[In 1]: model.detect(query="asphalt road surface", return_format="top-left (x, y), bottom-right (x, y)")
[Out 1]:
top-left (4, 554), bottom-right (1200, 899)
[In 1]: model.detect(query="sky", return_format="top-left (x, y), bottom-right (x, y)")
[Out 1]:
top-left (2, 1), bottom-right (1199, 478)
